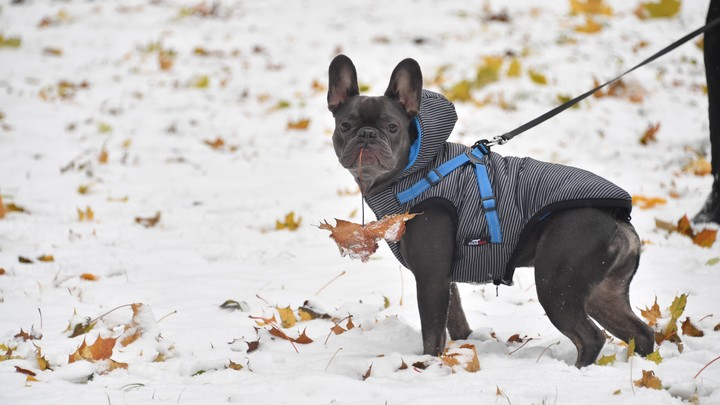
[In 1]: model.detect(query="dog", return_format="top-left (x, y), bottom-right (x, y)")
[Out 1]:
top-left (327, 54), bottom-right (654, 368)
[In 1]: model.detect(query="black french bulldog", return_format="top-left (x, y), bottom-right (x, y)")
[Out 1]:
top-left (327, 54), bottom-right (654, 368)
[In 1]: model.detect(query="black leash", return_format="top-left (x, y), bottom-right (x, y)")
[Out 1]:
top-left (477, 15), bottom-right (720, 148)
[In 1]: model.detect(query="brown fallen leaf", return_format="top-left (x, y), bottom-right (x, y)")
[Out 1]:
top-left (35, 345), bottom-right (52, 371)
top-left (0, 194), bottom-right (5, 219)
top-left (681, 317), bottom-right (704, 337)
top-left (506, 334), bottom-right (524, 343)
top-left (37, 255), bottom-right (55, 262)
top-left (80, 273), bottom-right (98, 281)
top-left (204, 137), bottom-right (225, 150)
top-left (246, 340), bottom-right (259, 353)
top-left (440, 344), bottom-right (480, 372)
top-left (362, 364), bottom-right (373, 380)
top-left (228, 360), bottom-right (243, 371)
top-left (692, 229), bottom-right (717, 248)
top-left (639, 123), bottom-right (660, 145)
top-left (120, 303), bottom-right (148, 346)
top-left (135, 212), bottom-right (161, 228)
top-left (15, 328), bottom-right (41, 341)
top-left (634, 370), bottom-right (662, 390)
top-left (319, 213), bottom-right (420, 262)
top-left (19, 256), bottom-right (33, 264)
top-left (15, 366), bottom-right (36, 377)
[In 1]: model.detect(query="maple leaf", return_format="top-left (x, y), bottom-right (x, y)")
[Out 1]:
top-left (77, 206), bottom-right (94, 222)
top-left (319, 213), bottom-right (420, 262)
top-left (276, 212), bottom-right (302, 231)
top-left (250, 314), bottom-right (277, 327)
top-left (69, 336), bottom-right (117, 363)
top-left (475, 56), bottom-right (503, 88)
top-left (35, 345), bottom-right (52, 371)
top-left (639, 123), bottom-right (660, 145)
top-left (570, 0), bottom-right (613, 15)
top-left (640, 297), bottom-right (661, 327)
top-left (297, 304), bottom-right (331, 321)
top-left (634, 370), bottom-right (662, 390)
top-left (67, 312), bottom-right (96, 337)
top-left (681, 317), bottom-right (704, 337)
top-left (668, 294), bottom-right (687, 321)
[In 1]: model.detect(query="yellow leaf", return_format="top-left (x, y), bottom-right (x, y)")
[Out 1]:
top-left (191, 75), bottom-right (210, 89)
top-left (684, 156), bottom-right (712, 176)
top-left (77, 206), bottom-right (94, 222)
top-left (383, 296), bottom-right (390, 309)
top-left (570, 0), bottom-right (613, 15)
top-left (575, 16), bottom-right (603, 34)
top-left (97, 122), bottom-right (113, 134)
top-left (35, 345), bottom-right (52, 371)
top-left (287, 118), bottom-right (311, 130)
top-left (627, 338), bottom-right (635, 359)
top-left (668, 294), bottom-right (687, 321)
top-left (528, 69), bottom-right (548, 85)
top-left (0, 35), bottom-right (22, 48)
top-left (632, 195), bottom-right (666, 209)
top-left (276, 212), bottom-right (301, 231)
top-left (445, 80), bottom-right (473, 102)
top-left (475, 56), bottom-right (503, 88)
top-left (597, 353), bottom-right (616, 365)
top-left (80, 273), bottom-right (98, 281)
top-left (636, 0), bottom-right (681, 19)
top-left (37, 255), bottom-right (54, 262)
top-left (634, 370), bottom-right (662, 390)
top-left (646, 349), bottom-right (663, 364)
top-left (78, 184), bottom-right (92, 194)
top-left (507, 58), bottom-right (521, 77)
top-left (276, 306), bottom-right (296, 328)
top-left (228, 360), bottom-right (243, 371)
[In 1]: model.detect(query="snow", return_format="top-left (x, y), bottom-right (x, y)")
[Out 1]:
top-left (1, 0), bottom-right (719, 404)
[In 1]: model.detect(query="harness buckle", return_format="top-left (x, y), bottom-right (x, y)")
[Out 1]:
top-left (481, 196), bottom-right (497, 211)
top-left (424, 168), bottom-right (444, 186)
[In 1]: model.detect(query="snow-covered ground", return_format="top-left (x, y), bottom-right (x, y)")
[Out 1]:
top-left (1, 0), bottom-right (719, 404)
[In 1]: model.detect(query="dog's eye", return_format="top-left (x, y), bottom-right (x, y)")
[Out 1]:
top-left (340, 122), bottom-right (351, 131)
top-left (388, 123), bottom-right (398, 133)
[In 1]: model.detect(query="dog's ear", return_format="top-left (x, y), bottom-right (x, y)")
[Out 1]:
top-left (384, 58), bottom-right (422, 116)
top-left (328, 55), bottom-right (359, 113)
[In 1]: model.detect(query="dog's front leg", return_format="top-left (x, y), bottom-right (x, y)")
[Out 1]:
top-left (400, 204), bottom-right (456, 356)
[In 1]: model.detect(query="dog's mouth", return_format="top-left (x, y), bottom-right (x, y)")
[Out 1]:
top-left (341, 143), bottom-right (393, 172)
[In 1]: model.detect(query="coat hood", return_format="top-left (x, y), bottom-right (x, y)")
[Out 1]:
top-left (398, 90), bottom-right (457, 180)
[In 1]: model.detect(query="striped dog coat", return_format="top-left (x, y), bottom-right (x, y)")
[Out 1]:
top-left (364, 90), bottom-right (633, 285)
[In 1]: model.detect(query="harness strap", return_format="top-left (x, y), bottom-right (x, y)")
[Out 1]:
top-left (395, 146), bottom-right (503, 244)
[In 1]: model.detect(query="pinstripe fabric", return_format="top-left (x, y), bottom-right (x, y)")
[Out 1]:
top-left (364, 90), bottom-right (632, 285)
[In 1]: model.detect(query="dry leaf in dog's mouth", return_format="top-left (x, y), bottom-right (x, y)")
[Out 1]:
top-left (319, 213), bottom-right (420, 262)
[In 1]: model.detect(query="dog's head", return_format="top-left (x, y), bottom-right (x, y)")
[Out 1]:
top-left (327, 55), bottom-right (422, 196)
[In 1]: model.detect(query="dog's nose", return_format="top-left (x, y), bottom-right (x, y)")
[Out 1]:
top-left (358, 127), bottom-right (376, 142)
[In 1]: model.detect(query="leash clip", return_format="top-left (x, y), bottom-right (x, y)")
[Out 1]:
top-left (472, 135), bottom-right (508, 151)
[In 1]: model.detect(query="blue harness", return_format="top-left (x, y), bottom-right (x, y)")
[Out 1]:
top-left (395, 143), bottom-right (503, 244)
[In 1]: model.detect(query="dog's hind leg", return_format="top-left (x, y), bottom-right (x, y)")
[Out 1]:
top-left (447, 282), bottom-right (472, 340)
top-left (533, 209), bottom-right (612, 368)
top-left (585, 220), bottom-right (655, 356)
